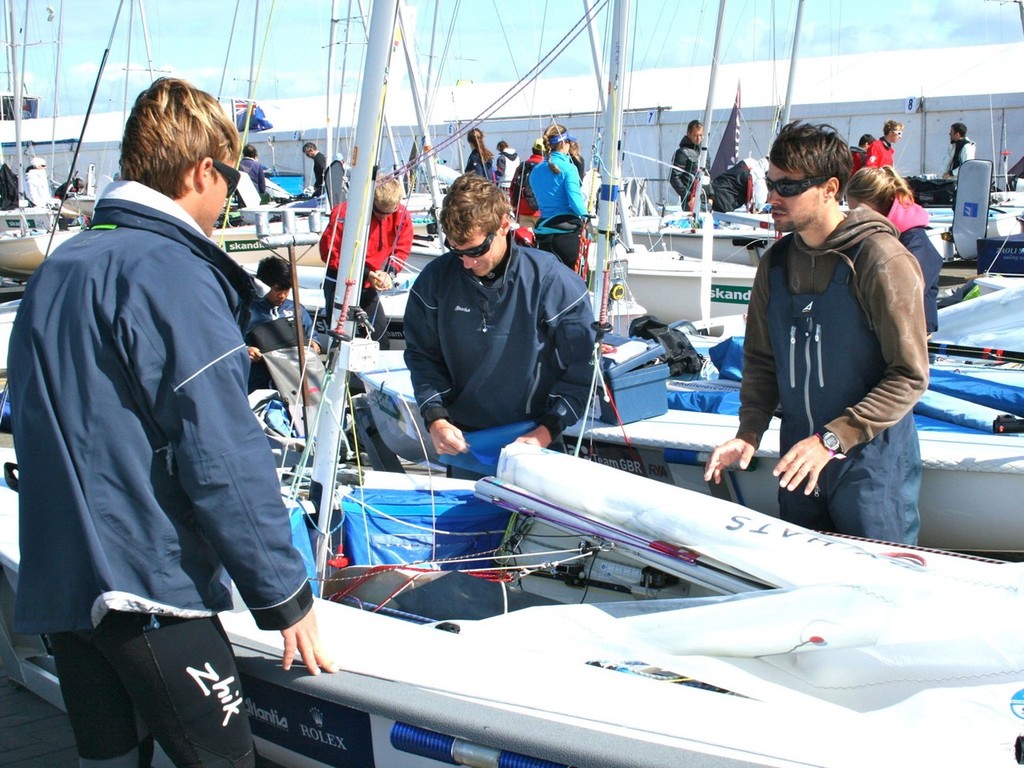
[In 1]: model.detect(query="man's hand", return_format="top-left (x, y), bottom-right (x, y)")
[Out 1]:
top-left (428, 418), bottom-right (469, 455)
top-left (773, 434), bottom-right (835, 495)
top-left (280, 609), bottom-right (336, 675)
top-left (248, 345), bottom-right (263, 362)
top-left (369, 270), bottom-right (393, 291)
top-left (514, 424), bottom-right (553, 449)
top-left (704, 437), bottom-right (755, 484)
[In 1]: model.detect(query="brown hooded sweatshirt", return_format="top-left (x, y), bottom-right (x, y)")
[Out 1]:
top-left (737, 206), bottom-right (929, 452)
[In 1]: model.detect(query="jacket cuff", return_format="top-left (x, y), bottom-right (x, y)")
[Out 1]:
top-left (538, 413), bottom-right (564, 441)
top-left (250, 581), bottom-right (314, 631)
top-left (421, 405), bottom-right (450, 429)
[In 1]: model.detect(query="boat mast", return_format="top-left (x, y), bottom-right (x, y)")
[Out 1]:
top-left (10, 0), bottom-right (24, 203)
top-left (324, 0), bottom-right (339, 160)
top-left (697, 0), bottom-right (727, 176)
top-left (397, 2), bottom-right (443, 217)
top-left (780, 0), bottom-right (805, 130)
top-left (590, 0), bottom-right (630, 325)
top-left (310, 0), bottom-right (400, 575)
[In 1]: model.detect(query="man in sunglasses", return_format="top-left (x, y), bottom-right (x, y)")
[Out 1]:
top-left (865, 119), bottom-right (904, 169)
top-left (705, 121), bottom-right (928, 546)
top-left (9, 78), bottom-right (334, 767)
top-left (404, 173), bottom-right (596, 476)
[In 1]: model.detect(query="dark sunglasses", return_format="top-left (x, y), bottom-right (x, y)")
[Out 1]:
top-left (765, 175), bottom-right (829, 197)
top-left (445, 232), bottom-right (495, 259)
top-left (211, 159), bottom-right (241, 198)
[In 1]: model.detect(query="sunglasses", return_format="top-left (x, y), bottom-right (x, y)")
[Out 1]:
top-left (894, 131), bottom-right (903, 137)
top-left (765, 175), bottom-right (829, 197)
top-left (373, 203), bottom-right (398, 217)
top-left (445, 232), bottom-right (495, 259)
top-left (211, 159), bottom-right (241, 198)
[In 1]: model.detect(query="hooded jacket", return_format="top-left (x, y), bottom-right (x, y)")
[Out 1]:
top-left (738, 206), bottom-right (928, 452)
top-left (886, 199), bottom-right (942, 333)
top-left (9, 180), bottom-right (313, 634)
top-left (495, 148), bottom-right (521, 187)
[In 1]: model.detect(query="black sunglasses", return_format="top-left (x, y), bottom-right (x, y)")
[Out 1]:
top-left (765, 175), bottom-right (829, 197)
top-left (211, 159), bottom-right (241, 198)
top-left (445, 232), bottom-right (495, 259)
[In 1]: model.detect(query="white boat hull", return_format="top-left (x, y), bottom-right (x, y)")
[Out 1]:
top-left (0, 229), bottom-right (78, 278)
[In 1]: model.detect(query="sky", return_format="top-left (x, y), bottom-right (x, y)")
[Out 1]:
top-left (4, 0), bottom-right (1023, 119)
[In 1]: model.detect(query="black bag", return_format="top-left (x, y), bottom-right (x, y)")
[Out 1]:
top-left (628, 315), bottom-right (703, 376)
top-left (0, 164), bottom-right (18, 210)
top-left (509, 160), bottom-right (538, 211)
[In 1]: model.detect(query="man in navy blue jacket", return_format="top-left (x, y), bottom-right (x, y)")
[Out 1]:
top-left (404, 173), bottom-right (596, 469)
top-left (8, 78), bottom-right (334, 767)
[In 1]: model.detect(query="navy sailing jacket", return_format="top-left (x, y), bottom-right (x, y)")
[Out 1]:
top-left (8, 181), bottom-right (313, 634)
top-left (404, 240), bottom-right (595, 435)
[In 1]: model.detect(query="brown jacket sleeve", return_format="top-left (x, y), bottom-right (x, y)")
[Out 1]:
top-left (824, 233), bottom-right (929, 450)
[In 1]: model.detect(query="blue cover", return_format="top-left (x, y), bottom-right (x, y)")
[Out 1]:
top-left (667, 388), bottom-right (741, 415)
top-left (913, 389), bottom-right (1007, 433)
top-left (342, 488), bottom-right (512, 570)
top-left (928, 367), bottom-right (1024, 417)
top-left (709, 336), bottom-right (745, 381)
top-left (439, 420), bottom-right (537, 476)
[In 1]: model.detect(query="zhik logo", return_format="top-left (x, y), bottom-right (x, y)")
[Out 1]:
top-left (187, 663), bottom-right (244, 727)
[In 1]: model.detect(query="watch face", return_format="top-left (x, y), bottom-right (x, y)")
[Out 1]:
top-left (821, 431), bottom-right (841, 452)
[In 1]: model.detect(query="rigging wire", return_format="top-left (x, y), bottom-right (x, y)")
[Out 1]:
top-left (386, 0), bottom-right (609, 182)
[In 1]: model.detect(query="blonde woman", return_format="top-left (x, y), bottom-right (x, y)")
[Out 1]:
top-left (846, 166), bottom-right (942, 332)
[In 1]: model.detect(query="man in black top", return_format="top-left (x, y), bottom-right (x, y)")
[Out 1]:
top-left (302, 141), bottom-right (328, 197)
top-left (669, 119), bottom-right (704, 211)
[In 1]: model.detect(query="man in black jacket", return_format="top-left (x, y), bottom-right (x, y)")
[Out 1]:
top-left (669, 119), bottom-right (704, 211)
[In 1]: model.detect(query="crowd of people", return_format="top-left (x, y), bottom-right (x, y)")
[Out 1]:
top-left (5, 74), bottom-right (989, 762)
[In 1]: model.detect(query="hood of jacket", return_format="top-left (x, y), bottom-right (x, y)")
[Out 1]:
top-left (93, 181), bottom-right (258, 330)
top-left (809, 205), bottom-right (898, 257)
top-left (886, 198), bottom-right (930, 233)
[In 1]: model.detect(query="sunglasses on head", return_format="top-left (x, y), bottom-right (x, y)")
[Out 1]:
top-left (211, 159), bottom-right (240, 198)
top-left (445, 232), bottom-right (495, 259)
top-left (765, 175), bottom-right (829, 197)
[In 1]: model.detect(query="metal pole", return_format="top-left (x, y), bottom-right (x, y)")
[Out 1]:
top-left (591, 0), bottom-right (630, 325)
top-left (697, 0), bottom-right (727, 173)
top-left (310, 0), bottom-right (400, 577)
top-left (780, 0), bottom-right (805, 130)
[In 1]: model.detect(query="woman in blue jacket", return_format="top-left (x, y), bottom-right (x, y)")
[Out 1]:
top-left (464, 127), bottom-right (495, 181)
top-left (529, 123), bottom-right (590, 273)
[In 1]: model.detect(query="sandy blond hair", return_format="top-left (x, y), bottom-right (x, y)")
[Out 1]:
top-left (120, 78), bottom-right (239, 200)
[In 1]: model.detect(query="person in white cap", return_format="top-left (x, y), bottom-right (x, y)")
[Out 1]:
top-left (25, 156), bottom-right (52, 208)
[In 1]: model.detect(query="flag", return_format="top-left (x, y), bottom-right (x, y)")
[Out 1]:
top-left (709, 83), bottom-right (741, 181)
top-left (234, 99), bottom-right (273, 133)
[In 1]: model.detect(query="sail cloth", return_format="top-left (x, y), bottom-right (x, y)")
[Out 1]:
top-left (709, 83), bottom-right (741, 181)
top-left (234, 99), bottom-right (273, 132)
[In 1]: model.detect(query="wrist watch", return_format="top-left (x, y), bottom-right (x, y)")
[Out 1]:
top-left (817, 430), bottom-right (841, 456)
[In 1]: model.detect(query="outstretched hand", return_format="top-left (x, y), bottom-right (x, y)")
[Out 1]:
top-left (772, 434), bottom-right (835, 495)
top-left (280, 609), bottom-right (336, 675)
top-left (704, 437), bottom-right (755, 485)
